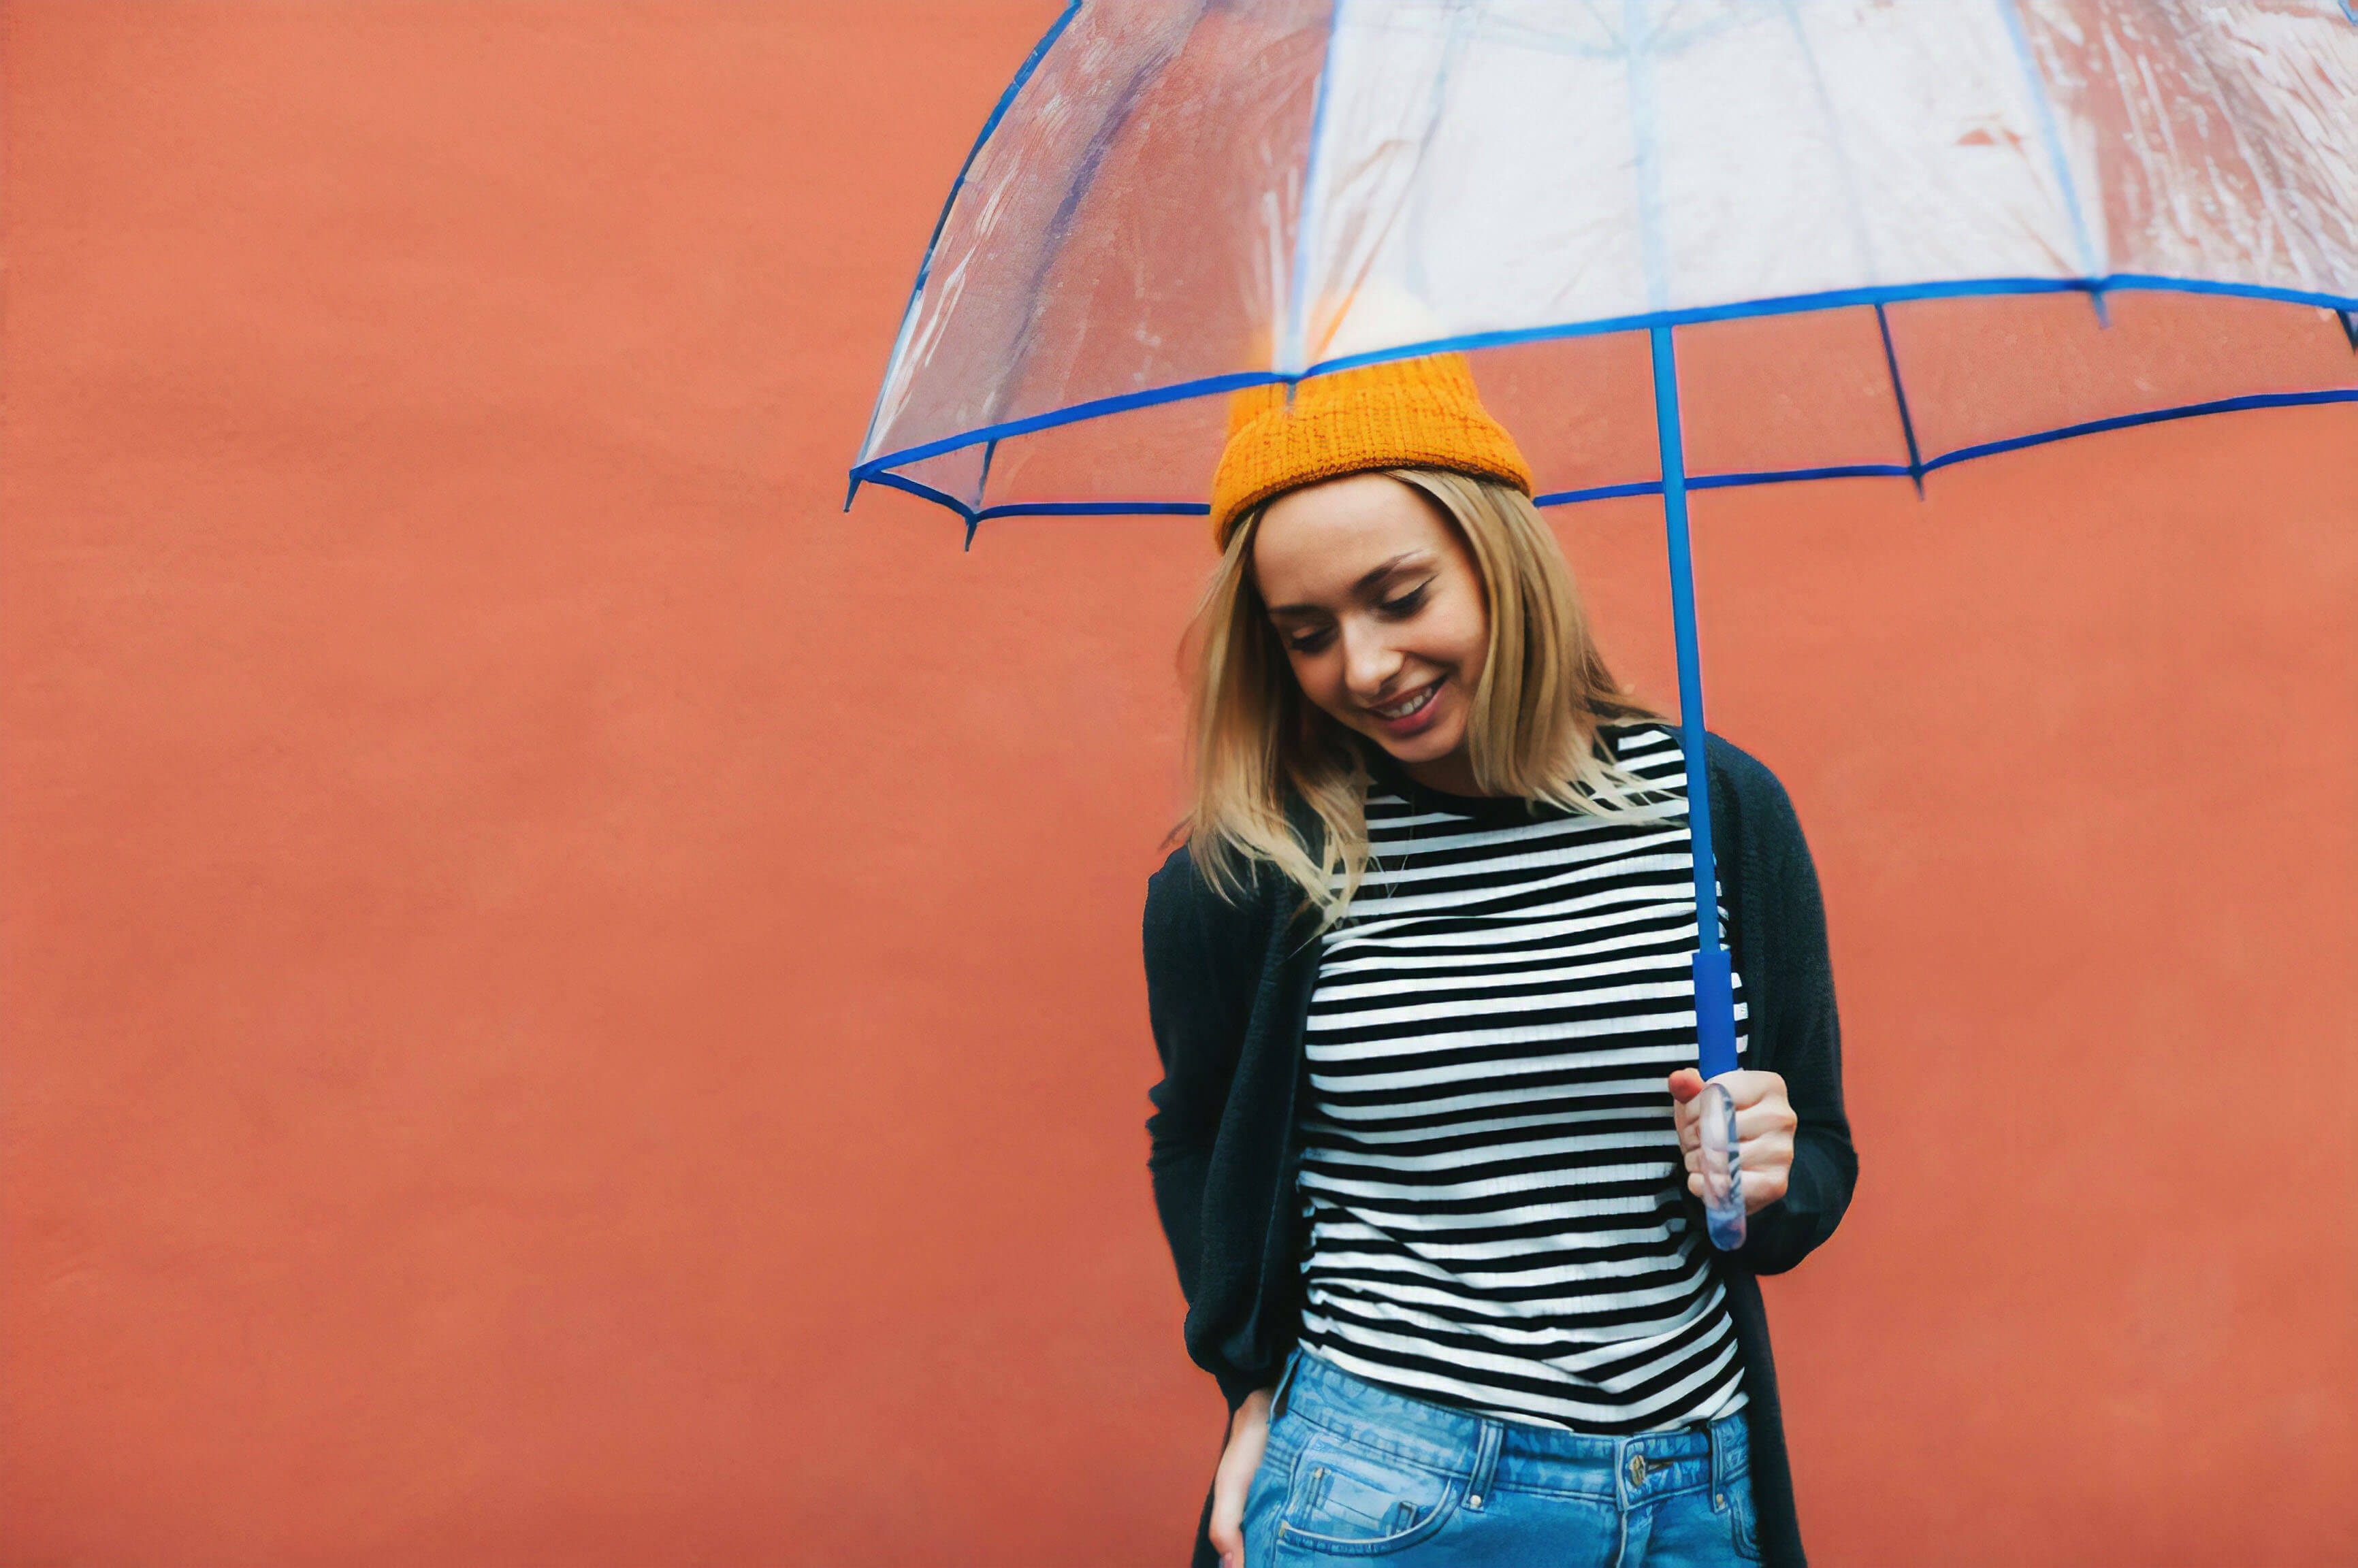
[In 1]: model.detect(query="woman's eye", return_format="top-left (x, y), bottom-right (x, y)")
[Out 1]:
top-left (1287, 630), bottom-right (1334, 653)
top-left (1379, 585), bottom-right (1430, 617)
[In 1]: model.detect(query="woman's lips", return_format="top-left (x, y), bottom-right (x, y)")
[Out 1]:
top-left (1368, 678), bottom-right (1444, 736)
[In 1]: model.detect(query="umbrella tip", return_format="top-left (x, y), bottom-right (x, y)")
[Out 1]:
top-left (2340, 310), bottom-right (2357, 354)
top-left (843, 474), bottom-right (863, 512)
top-left (963, 515), bottom-right (979, 551)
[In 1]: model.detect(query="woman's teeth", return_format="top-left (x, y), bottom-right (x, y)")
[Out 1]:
top-left (1374, 684), bottom-right (1438, 720)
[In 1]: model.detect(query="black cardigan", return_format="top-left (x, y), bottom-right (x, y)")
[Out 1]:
top-left (1142, 732), bottom-right (1856, 1568)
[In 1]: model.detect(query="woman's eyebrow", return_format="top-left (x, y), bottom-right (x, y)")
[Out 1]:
top-left (1267, 553), bottom-right (1423, 616)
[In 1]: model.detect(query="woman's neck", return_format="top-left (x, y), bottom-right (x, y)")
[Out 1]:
top-left (1398, 749), bottom-right (1490, 798)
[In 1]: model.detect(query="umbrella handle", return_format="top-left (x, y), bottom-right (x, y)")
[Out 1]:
top-left (1698, 1078), bottom-right (1747, 1252)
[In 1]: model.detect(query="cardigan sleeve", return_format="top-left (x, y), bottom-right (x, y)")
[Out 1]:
top-left (1141, 845), bottom-right (1257, 1323)
top-left (1713, 740), bottom-right (1858, 1276)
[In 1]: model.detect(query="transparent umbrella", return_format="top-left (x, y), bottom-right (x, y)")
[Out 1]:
top-left (846, 0), bottom-right (2358, 1245)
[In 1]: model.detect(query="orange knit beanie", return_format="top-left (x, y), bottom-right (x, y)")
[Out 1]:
top-left (1207, 353), bottom-right (1532, 551)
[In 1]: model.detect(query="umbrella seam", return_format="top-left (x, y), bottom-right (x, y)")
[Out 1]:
top-left (858, 389), bottom-right (2358, 529)
top-left (848, 273), bottom-right (2358, 483)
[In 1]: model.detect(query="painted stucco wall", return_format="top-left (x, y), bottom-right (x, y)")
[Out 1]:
top-left (3, 4), bottom-right (2353, 1563)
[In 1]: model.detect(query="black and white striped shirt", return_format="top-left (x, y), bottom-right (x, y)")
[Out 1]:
top-left (1296, 722), bottom-right (1749, 1433)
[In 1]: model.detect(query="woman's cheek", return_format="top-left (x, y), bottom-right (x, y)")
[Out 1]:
top-left (1294, 654), bottom-right (1344, 719)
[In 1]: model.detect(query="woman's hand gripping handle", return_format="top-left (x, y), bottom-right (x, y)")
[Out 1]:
top-left (1669, 1067), bottom-right (1796, 1215)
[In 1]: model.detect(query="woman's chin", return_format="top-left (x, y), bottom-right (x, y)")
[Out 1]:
top-left (1363, 710), bottom-right (1467, 767)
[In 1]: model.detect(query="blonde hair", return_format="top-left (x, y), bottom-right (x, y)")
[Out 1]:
top-left (1180, 469), bottom-right (1668, 924)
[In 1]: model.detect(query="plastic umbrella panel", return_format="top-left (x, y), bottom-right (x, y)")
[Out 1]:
top-left (852, 0), bottom-right (2358, 525)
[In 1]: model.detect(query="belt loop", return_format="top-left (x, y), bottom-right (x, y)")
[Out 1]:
top-left (1709, 1415), bottom-right (1728, 1509)
top-left (1268, 1345), bottom-right (1306, 1422)
top-left (1464, 1419), bottom-right (1504, 1511)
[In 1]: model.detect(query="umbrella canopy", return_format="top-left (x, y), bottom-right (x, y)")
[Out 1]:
top-left (846, 0), bottom-right (2358, 1143)
top-left (850, 0), bottom-right (2357, 529)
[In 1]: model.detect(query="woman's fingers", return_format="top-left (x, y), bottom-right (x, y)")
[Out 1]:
top-left (1694, 1167), bottom-right (1792, 1211)
top-left (1684, 1113), bottom-right (1794, 1173)
top-left (1668, 1070), bottom-right (1787, 1119)
top-left (1675, 1070), bottom-right (1796, 1214)
top-left (1741, 1145), bottom-right (1792, 1211)
top-left (1682, 1132), bottom-right (1792, 1171)
top-left (1666, 1071), bottom-right (1707, 1154)
top-left (1670, 1071), bottom-right (1790, 1147)
top-left (1687, 1138), bottom-right (1793, 1209)
top-left (1732, 1131), bottom-right (1796, 1210)
top-left (1718, 1069), bottom-right (1788, 1110)
top-left (1208, 1506), bottom-right (1242, 1568)
top-left (1741, 1130), bottom-right (1793, 1175)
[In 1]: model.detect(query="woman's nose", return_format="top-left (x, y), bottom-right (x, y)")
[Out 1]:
top-left (1341, 622), bottom-right (1404, 698)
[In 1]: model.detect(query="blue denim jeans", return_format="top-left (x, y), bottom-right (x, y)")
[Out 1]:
top-left (1240, 1348), bottom-right (1760, 1567)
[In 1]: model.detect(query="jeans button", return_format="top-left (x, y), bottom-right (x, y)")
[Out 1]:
top-left (1628, 1454), bottom-right (1648, 1486)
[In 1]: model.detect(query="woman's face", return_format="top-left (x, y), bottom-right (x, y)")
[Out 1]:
top-left (1250, 472), bottom-right (1490, 790)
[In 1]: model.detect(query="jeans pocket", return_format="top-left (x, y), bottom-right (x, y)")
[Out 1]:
top-left (1726, 1472), bottom-right (1763, 1564)
top-left (1272, 1431), bottom-right (1462, 1556)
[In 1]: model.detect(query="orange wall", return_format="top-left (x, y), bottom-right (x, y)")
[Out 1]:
top-left (3, 5), bottom-right (2354, 1565)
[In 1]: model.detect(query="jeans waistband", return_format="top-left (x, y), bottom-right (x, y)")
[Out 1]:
top-left (1272, 1346), bottom-right (1749, 1507)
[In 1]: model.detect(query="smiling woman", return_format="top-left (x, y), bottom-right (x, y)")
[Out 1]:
top-left (1178, 361), bottom-right (1668, 924)
top-left (1142, 355), bottom-right (1854, 1568)
top-left (1194, 465), bottom-right (1670, 912)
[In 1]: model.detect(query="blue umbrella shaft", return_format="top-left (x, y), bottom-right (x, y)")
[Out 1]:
top-left (1651, 325), bottom-right (1741, 1083)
